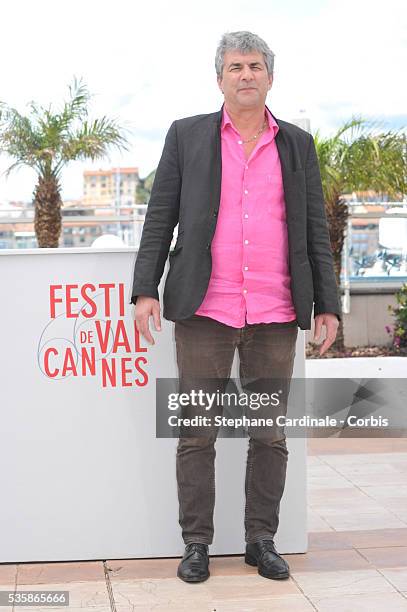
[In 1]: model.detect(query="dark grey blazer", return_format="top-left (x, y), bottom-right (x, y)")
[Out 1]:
top-left (130, 105), bottom-right (342, 330)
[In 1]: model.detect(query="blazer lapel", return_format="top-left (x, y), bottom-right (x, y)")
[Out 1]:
top-left (211, 105), bottom-right (298, 222)
top-left (210, 108), bottom-right (223, 216)
top-left (272, 115), bottom-right (299, 223)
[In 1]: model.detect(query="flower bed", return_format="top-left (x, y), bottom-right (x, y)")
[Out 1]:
top-left (306, 342), bottom-right (407, 359)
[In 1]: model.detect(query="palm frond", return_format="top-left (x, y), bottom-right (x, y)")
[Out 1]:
top-left (56, 76), bottom-right (91, 133)
top-left (314, 115), bottom-right (407, 203)
top-left (0, 80), bottom-right (129, 179)
top-left (0, 104), bottom-right (44, 171)
top-left (52, 116), bottom-right (129, 176)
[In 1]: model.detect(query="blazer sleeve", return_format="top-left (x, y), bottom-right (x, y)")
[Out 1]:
top-left (130, 121), bottom-right (181, 304)
top-left (305, 134), bottom-right (342, 322)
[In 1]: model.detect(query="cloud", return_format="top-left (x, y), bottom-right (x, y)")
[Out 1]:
top-left (0, 0), bottom-right (405, 201)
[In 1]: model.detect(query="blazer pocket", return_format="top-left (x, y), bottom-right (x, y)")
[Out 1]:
top-left (170, 238), bottom-right (183, 257)
top-left (169, 247), bottom-right (183, 257)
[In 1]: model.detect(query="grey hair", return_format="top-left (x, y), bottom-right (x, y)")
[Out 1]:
top-left (215, 31), bottom-right (275, 78)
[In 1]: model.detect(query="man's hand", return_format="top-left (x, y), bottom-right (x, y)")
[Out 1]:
top-left (313, 313), bottom-right (339, 356)
top-left (133, 296), bottom-right (162, 345)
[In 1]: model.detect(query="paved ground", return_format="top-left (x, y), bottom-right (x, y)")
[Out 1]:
top-left (1, 435), bottom-right (407, 611)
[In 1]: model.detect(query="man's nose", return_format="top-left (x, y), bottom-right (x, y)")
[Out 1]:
top-left (240, 65), bottom-right (254, 81)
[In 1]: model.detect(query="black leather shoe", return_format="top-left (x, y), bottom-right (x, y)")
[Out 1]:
top-left (177, 543), bottom-right (210, 583)
top-left (245, 539), bottom-right (290, 579)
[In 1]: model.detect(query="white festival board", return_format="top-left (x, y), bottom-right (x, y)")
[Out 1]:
top-left (0, 247), bottom-right (306, 562)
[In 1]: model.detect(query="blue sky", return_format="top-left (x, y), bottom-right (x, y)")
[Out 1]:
top-left (0, 0), bottom-right (406, 202)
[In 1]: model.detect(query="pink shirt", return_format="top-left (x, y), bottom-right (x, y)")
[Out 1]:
top-left (194, 105), bottom-right (297, 328)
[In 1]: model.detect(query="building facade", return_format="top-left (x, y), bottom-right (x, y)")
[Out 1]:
top-left (83, 167), bottom-right (139, 207)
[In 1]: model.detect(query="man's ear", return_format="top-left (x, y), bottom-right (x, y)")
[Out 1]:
top-left (268, 74), bottom-right (273, 90)
top-left (217, 76), bottom-right (224, 94)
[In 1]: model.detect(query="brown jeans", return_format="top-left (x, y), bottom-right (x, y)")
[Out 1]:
top-left (174, 314), bottom-right (298, 545)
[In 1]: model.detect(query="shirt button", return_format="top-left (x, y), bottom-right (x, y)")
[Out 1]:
top-left (244, 213), bottom-right (249, 219)
top-left (244, 239), bottom-right (249, 245)
top-left (244, 189), bottom-right (249, 194)
top-left (238, 140), bottom-right (243, 144)
top-left (245, 164), bottom-right (249, 169)
top-left (243, 289), bottom-right (247, 294)
top-left (244, 266), bottom-right (249, 271)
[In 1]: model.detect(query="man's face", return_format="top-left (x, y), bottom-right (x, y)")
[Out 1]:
top-left (217, 49), bottom-right (273, 110)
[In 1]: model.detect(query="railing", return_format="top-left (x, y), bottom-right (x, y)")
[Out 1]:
top-left (2, 203), bottom-right (407, 298)
top-left (341, 205), bottom-right (407, 313)
top-left (0, 205), bottom-right (150, 249)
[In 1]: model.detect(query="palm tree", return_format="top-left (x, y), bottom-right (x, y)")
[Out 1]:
top-left (0, 77), bottom-right (129, 247)
top-left (314, 117), bottom-right (407, 350)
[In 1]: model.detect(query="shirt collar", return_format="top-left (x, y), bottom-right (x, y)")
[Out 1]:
top-left (221, 104), bottom-right (279, 138)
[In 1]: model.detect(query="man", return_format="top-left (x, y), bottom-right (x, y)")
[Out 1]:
top-left (131, 31), bottom-right (341, 583)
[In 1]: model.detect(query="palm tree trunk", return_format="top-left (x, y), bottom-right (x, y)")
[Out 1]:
top-left (33, 175), bottom-right (62, 248)
top-left (325, 194), bottom-right (349, 351)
